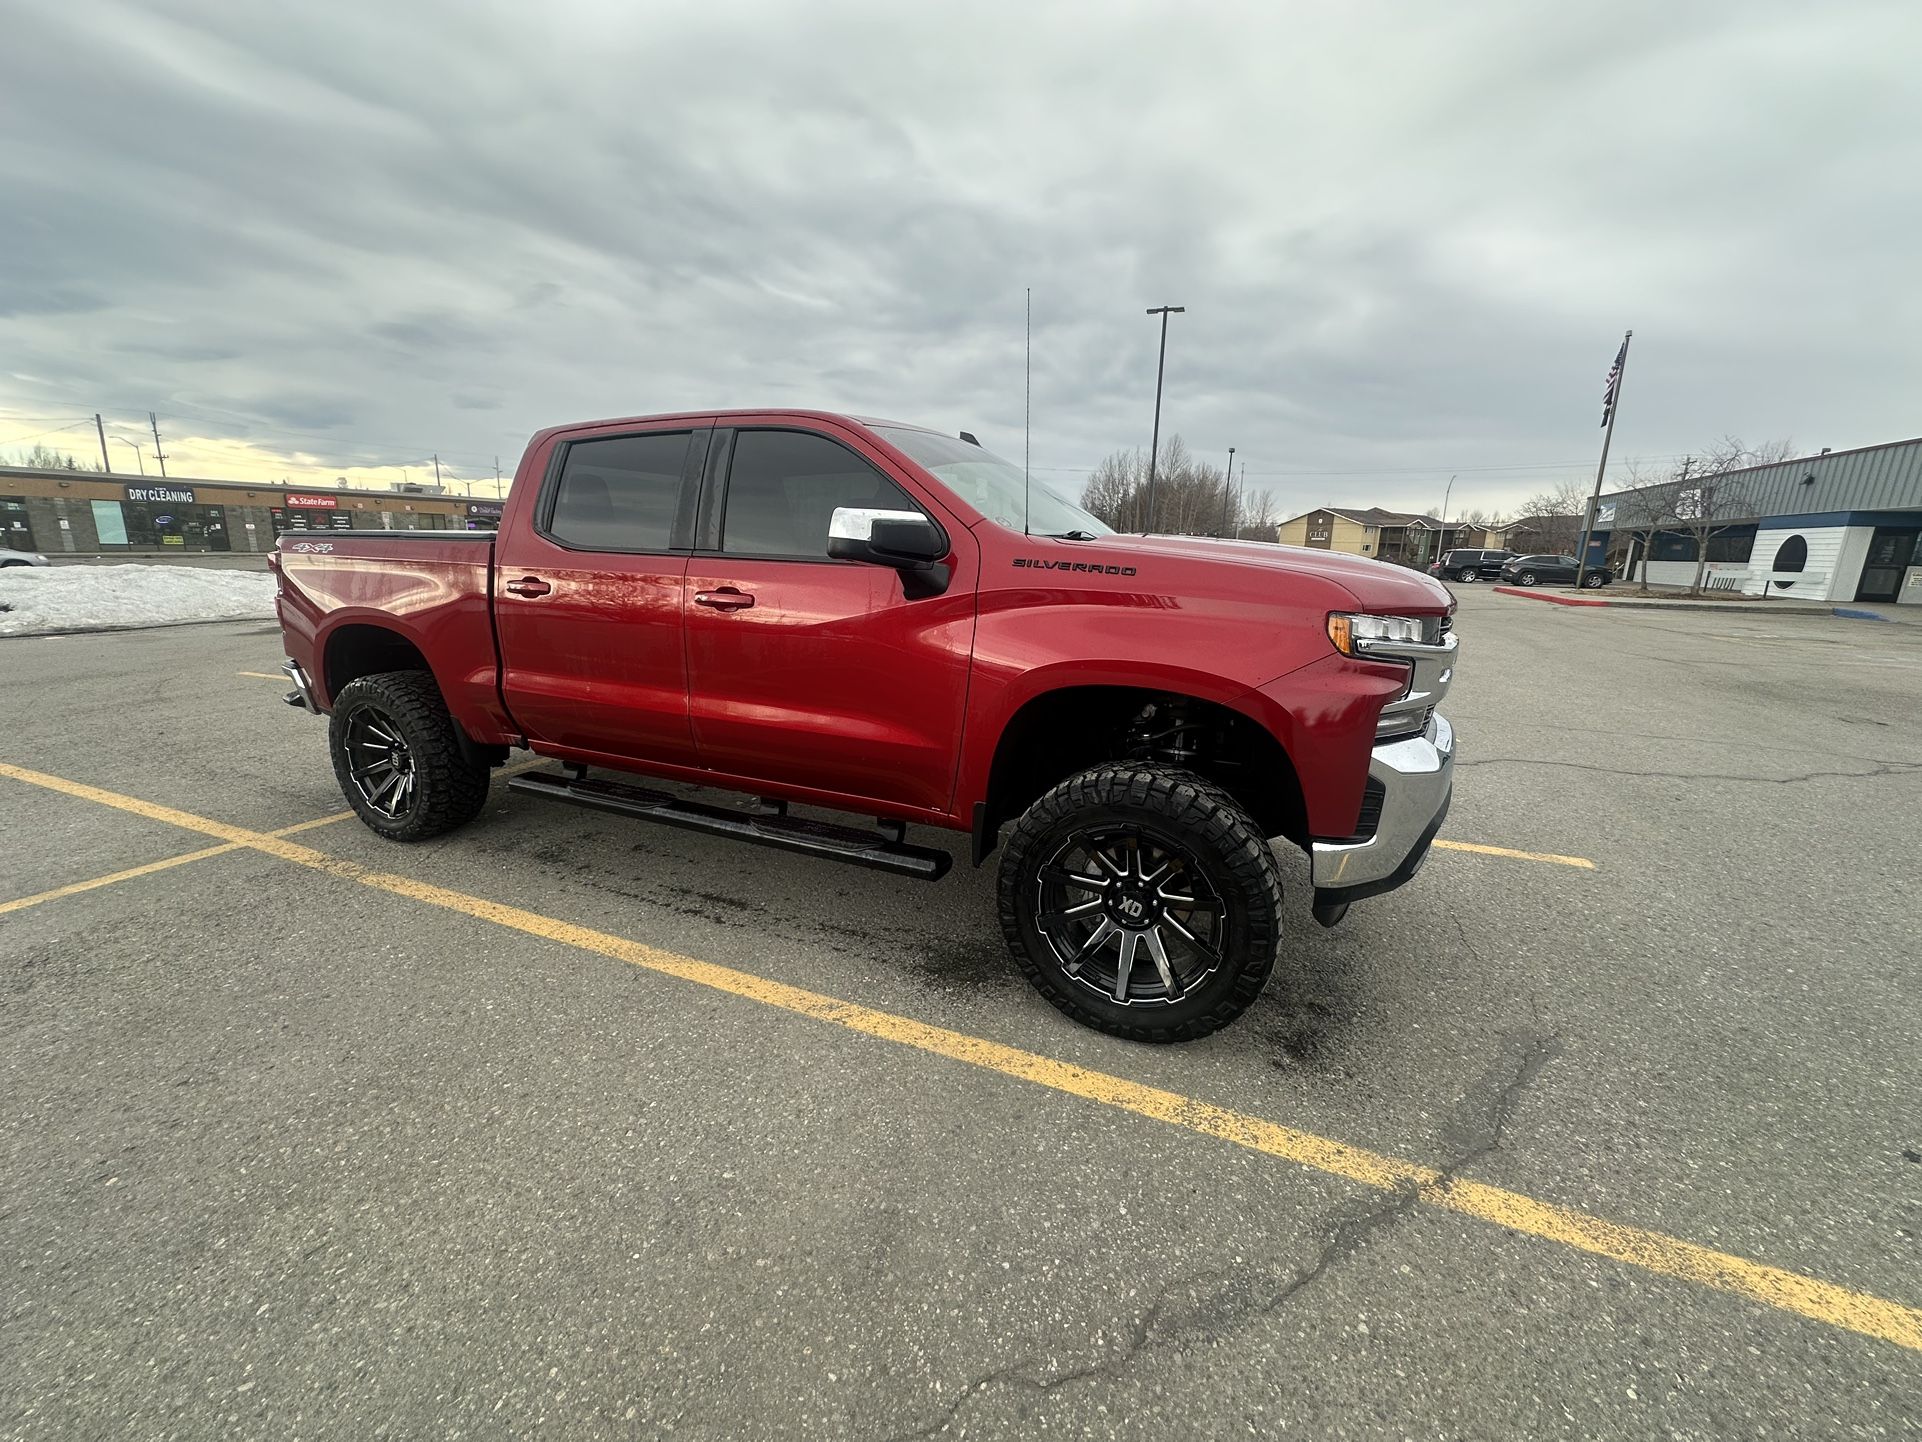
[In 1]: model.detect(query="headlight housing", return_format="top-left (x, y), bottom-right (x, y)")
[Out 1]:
top-left (1327, 613), bottom-right (1428, 656)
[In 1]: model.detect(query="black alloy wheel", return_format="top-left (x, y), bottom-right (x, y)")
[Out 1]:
top-left (1035, 825), bottom-right (1227, 1007)
top-left (343, 706), bottom-right (419, 819)
top-left (328, 670), bottom-right (491, 841)
top-left (999, 764), bottom-right (1283, 1042)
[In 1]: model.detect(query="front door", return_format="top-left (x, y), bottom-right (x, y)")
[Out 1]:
top-left (1856, 527), bottom-right (1920, 603)
top-left (682, 423), bottom-right (975, 816)
top-left (494, 423), bottom-right (707, 765)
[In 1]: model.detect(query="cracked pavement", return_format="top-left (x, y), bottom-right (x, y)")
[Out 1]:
top-left (4, 587), bottom-right (1921, 1439)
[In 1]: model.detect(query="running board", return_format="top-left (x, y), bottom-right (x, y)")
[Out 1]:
top-left (507, 771), bottom-right (952, 881)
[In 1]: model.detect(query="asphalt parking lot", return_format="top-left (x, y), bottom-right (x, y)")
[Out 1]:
top-left (4, 586), bottom-right (1919, 1440)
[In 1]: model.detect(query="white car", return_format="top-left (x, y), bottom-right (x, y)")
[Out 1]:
top-left (0, 550), bottom-right (51, 567)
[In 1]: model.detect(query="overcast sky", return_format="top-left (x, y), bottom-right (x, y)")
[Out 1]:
top-left (4, 0), bottom-right (1919, 517)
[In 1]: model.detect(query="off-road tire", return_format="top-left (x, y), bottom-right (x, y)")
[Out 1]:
top-left (329, 670), bottom-right (490, 841)
top-left (997, 764), bottom-right (1284, 1042)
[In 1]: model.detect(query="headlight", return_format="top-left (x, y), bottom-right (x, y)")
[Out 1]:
top-left (1326, 613), bottom-right (1427, 656)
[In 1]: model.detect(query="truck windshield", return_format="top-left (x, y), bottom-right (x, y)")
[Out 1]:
top-left (875, 427), bottom-right (1113, 538)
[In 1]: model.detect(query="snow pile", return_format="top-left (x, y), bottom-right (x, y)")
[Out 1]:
top-left (0, 564), bottom-right (278, 636)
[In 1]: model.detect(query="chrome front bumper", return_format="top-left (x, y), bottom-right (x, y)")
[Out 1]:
top-left (1310, 713), bottom-right (1454, 901)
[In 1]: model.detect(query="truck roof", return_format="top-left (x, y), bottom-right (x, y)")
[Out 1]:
top-left (532, 409), bottom-right (944, 438)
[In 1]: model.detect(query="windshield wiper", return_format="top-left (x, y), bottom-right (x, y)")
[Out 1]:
top-left (1044, 530), bottom-right (1101, 541)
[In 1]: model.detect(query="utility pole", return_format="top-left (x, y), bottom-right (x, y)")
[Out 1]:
top-left (1438, 474), bottom-right (1456, 563)
top-left (149, 412), bottom-right (169, 477)
top-left (1142, 305), bottom-right (1185, 533)
top-left (494, 456), bottom-right (503, 497)
top-left (433, 453), bottom-right (442, 489)
top-left (1218, 446), bottom-right (1236, 536)
top-left (1577, 329), bottom-right (1632, 588)
top-left (95, 414), bottom-right (112, 472)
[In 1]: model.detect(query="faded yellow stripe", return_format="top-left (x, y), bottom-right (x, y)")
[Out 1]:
top-left (0, 842), bottom-right (245, 915)
top-left (0, 760), bottom-right (1915, 1353)
top-left (1435, 839), bottom-right (1597, 869)
top-left (237, 671), bottom-right (287, 681)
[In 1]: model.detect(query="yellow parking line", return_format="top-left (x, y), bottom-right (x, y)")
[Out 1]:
top-left (0, 758), bottom-right (1916, 1354)
top-left (1436, 839), bottom-right (1597, 869)
top-left (0, 841), bottom-right (246, 916)
top-left (0, 809), bottom-right (355, 916)
top-left (238, 671), bottom-right (287, 681)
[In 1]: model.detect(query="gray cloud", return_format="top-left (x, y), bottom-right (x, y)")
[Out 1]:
top-left (3, 0), bottom-right (1919, 516)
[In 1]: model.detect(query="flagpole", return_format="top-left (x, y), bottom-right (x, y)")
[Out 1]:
top-left (1576, 329), bottom-right (1632, 588)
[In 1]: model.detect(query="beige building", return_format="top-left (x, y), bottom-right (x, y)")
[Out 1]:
top-left (1275, 507), bottom-right (1484, 567)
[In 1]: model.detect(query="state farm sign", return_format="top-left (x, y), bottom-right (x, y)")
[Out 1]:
top-left (284, 493), bottom-right (338, 509)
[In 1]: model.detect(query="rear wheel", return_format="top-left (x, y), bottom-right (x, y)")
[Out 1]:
top-left (329, 670), bottom-right (490, 841)
top-left (1518, 570), bottom-right (1540, 586)
top-left (998, 765), bottom-right (1283, 1042)
top-left (1456, 567), bottom-right (1478, 583)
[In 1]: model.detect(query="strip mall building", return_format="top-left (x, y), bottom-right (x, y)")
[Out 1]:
top-left (1589, 436), bottom-right (1922, 605)
top-left (0, 466), bottom-right (506, 557)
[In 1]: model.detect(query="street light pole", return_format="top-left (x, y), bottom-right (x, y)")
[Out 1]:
top-left (1218, 446), bottom-right (1236, 536)
top-left (1143, 305), bottom-right (1185, 533)
top-left (113, 438), bottom-right (145, 475)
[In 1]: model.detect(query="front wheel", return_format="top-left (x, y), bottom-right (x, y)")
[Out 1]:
top-left (329, 670), bottom-right (491, 841)
top-left (1581, 571), bottom-right (1606, 588)
top-left (998, 765), bottom-right (1283, 1042)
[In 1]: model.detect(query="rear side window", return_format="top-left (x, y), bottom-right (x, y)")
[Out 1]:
top-left (720, 429), bottom-right (920, 559)
top-left (547, 432), bottom-right (692, 550)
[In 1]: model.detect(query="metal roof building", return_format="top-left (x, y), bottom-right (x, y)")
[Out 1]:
top-left (1590, 435), bottom-right (1922, 604)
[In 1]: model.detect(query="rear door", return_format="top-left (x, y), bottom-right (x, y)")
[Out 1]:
top-left (494, 422), bottom-right (708, 765)
top-left (681, 421), bottom-right (976, 816)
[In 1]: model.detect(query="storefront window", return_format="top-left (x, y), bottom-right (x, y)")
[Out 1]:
top-left (1, 495), bottom-right (33, 551)
top-left (119, 500), bottom-right (231, 551)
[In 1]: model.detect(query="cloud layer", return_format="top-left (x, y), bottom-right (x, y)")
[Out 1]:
top-left (4, 0), bottom-right (1919, 517)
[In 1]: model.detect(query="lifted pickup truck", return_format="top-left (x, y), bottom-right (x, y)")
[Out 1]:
top-left (273, 410), bottom-right (1456, 1041)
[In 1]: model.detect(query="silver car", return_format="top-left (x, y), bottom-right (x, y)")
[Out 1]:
top-left (0, 550), bottom-right (51, 568)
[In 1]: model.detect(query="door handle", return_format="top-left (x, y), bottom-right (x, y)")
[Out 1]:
top-left (693, 588), bottom-right (755, 611)
top-left (504, 576), bottom-right (552, 597)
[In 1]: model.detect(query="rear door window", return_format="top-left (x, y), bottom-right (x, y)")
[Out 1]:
top-left (546, 432), bottom-right (693, 551)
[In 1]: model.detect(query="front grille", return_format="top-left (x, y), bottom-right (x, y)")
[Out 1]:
top-left (1420, 615), bottom-right (1451, 644)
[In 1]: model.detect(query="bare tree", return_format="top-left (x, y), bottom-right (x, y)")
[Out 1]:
top-left (1670, 436), bottom-right (1789, 595)
top-left (1080, 435), bottom-right (1239, 536)
top-left (1611, 475), bottom-right (1689, 595)
top-left (1234, 488), bottom-right (1278, 541)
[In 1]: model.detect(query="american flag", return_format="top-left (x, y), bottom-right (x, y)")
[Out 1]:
top-left (1601, 338), bottom-right (1627, 427)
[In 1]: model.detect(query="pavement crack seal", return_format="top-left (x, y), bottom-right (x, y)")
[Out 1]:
top-left (4, 759), bottom-right (1921, 1368)
top-left (889, 1036), bottom-right (1562, 1439)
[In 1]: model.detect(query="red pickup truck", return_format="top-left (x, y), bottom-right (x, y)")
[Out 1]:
top-left (273, 410), bottom-right (1456, 1041)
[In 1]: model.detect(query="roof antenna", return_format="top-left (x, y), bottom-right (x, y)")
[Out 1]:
top-left (1023, 286), bottom-right (1032, 537)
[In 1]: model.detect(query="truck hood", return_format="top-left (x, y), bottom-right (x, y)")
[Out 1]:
top-left (1113, 534), bottom-right (1454, 613)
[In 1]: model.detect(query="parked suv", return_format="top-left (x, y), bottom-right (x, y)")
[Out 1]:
top-left (1430, 548), bottom-right (1512, 583)
top-left (1499, 554), bottom-right (1610, 588)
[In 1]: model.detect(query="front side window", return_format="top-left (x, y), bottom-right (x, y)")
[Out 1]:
top-left (721, 429), bottom-right (921, 559)
top-left (547, 432), bottom-right (691, 550)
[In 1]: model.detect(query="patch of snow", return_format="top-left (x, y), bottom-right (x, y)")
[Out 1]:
top-left (0, 564), bottom-right (277, 637)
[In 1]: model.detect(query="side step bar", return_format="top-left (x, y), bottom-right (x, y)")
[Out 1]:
top-left (507, 770), bottom-right (953, 882)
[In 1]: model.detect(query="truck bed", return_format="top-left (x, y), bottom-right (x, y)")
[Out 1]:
top-left (274, 530), bottom-right (515, 742)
